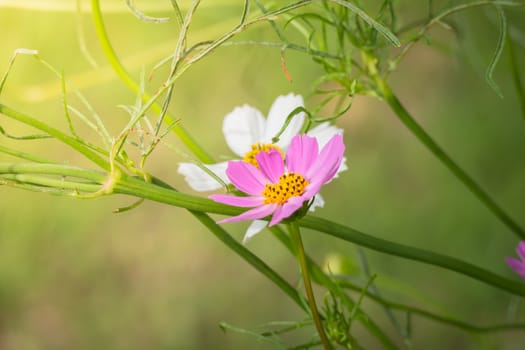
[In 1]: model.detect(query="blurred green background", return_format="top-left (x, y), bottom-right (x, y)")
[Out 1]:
top-left (0, 1), bottom-right (524, 349)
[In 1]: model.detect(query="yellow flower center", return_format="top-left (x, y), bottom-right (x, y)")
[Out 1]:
top-left (262, 172), bottom-right (309, 205)
top-left (243, 143), bottom-right (283, 168)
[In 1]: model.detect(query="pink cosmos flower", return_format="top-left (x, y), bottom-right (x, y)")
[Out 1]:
top-left (178, 94), bottom-right (347, 239)
top-left (506, 241), bottom-right (525, 279)
top-left (209, 134), bottom-right (345, 239)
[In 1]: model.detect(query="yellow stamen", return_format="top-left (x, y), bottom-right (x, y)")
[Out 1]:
top-left (262, 172), bottom-right (309, 205)
top-left (243, 142), bottom-right (283, 168)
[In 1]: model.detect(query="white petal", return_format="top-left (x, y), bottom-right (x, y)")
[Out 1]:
top-left (177, 161), bottom-right (229, 192)
top-left (307, 122), bottom-right (344, 148)
top-left (308, 123), bottom-right (347, 181)
top-left (309, 194), bottom-right (325, 212)
top-left (223, 105), bottom-right (266, 157)
top-left (264, 93), bottom-right (305, 149)
top-left (243, 220), bottom-right (268, 244)
top-left (333, 156), bottom-right (348, 179)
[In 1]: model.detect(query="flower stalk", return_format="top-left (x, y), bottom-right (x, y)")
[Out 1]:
top-left (288, 221), bottom-right (332, 350)
top-left (366, 57), bottom-right (525, 241)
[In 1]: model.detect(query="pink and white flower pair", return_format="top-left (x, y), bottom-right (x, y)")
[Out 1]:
top-left (210, 134), bottom-right (345, 242)
top-left (177, 93), bottom-right (346, 192)
top-left (178, 93), bottom-right (347, 242)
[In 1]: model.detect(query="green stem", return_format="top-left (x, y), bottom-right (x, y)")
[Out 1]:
top-left (373, 76), bottom-right (525, 240)
top-left (299, 215), bottom-right (525, 297)
top-left (288, 222), bottom-right (332, 350)
top-left (135, 177), bottom-right (307, 312)
top-left (117, 174), bottom-right (240, 216)
top-left (191, 211), bottom-right (307, 312)
top-left (338, 279), bottom-right (525, 333)
top-left (1, 173), bottom-right (102, 193)
top-left (0, 144), bottom-right (54, 163)
top-left (270, 226), bottom-right (399, 350)
top-left (0, 103), bottom-right (110, 170)
top-left (0, 163), bottom-right (106, 181)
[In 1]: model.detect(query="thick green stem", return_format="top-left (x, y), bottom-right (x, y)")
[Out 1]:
top-left (300, 215), bottom-right (525, 297)
top-left (288, 222), bottom-right (332, 350)
top-left (372, 76), bottom-right (525, 240)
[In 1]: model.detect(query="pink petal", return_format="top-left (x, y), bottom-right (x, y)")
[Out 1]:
top-left (269, 196), bottom-right (305, 226)
top-left (209, 194), bottom-right (263, 207)
top-left (517, 241), bottom-right (525, 261)
top-left (301, 181), bottom-right (324, 202)
top-left (256, 149), bottom-right (284, 183)
top-left (286, 134), bottom-right (319, 175)
top-left (218, 203), bottom-right (277, 224)
top-left (226, 161), bottom-right (267, 195)
top-left (307, 134), bottom-right (345, 184)
top-left (506, 257), bottom-right (525, 278)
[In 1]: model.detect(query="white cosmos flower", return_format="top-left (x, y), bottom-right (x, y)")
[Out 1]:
top-left (178, 93), bottom-right (347, 242)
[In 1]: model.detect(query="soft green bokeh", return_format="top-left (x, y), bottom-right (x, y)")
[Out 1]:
top-left (1, 1), bottom-right (524, 349)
